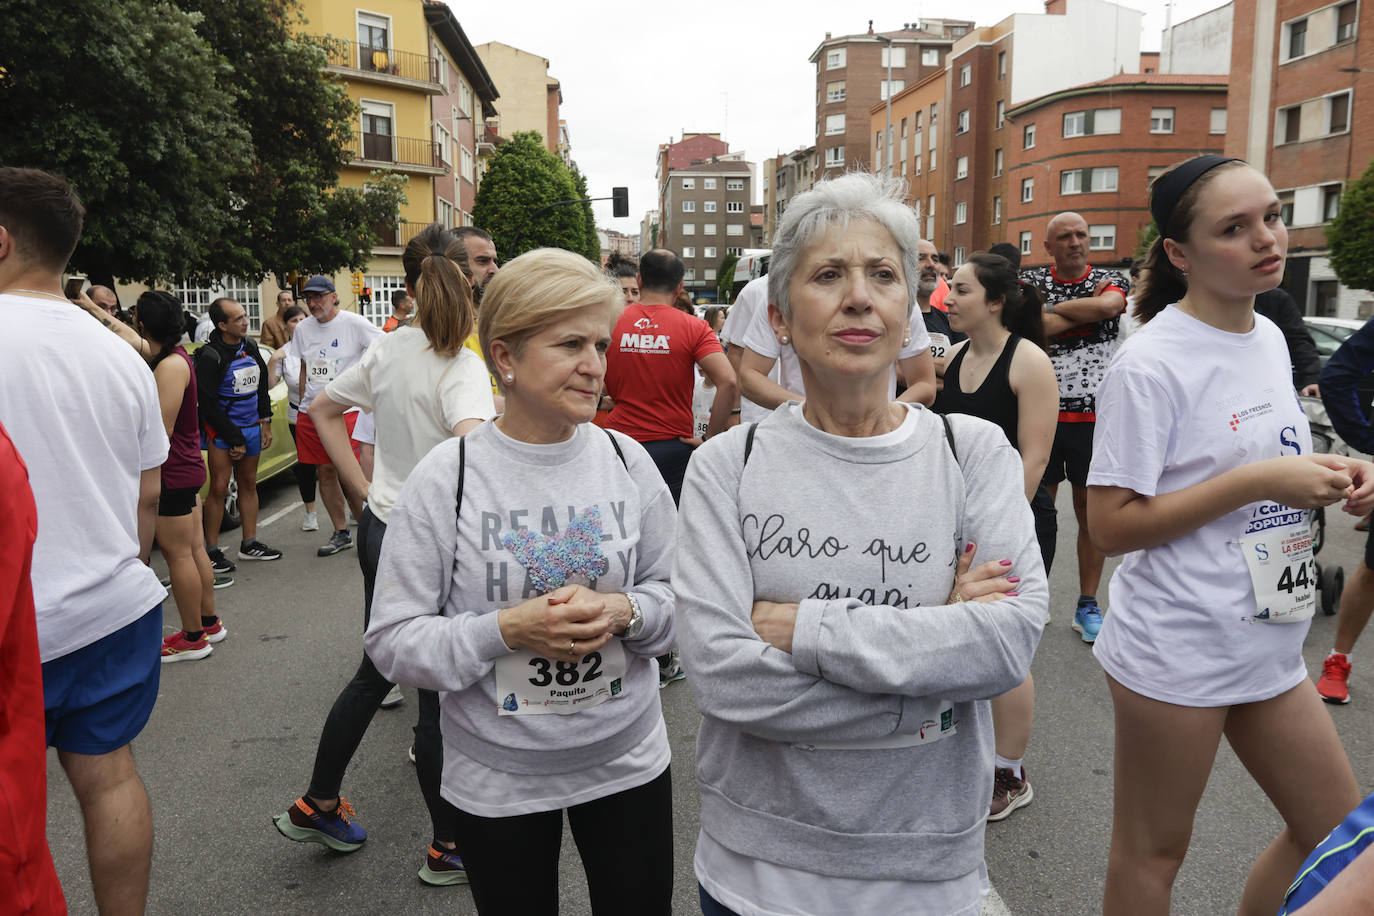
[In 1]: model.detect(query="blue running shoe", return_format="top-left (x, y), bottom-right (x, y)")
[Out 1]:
top-left (419, 844), bottom-right (470, 886)
top-left (1072, 602), bottom-right (1104, 643)
top-left (272, 796), bottom-right (366, 852)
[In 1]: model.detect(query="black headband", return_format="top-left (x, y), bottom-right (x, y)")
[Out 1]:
top-left (1150, 155), bottom-right (1241, 237)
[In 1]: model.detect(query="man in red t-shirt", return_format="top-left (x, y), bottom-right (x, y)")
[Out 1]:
top-left (604, 248), bottom-right (738, 504)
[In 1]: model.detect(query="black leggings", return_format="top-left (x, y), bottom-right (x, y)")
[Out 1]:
top-left (640, 438), bottom-right (694, 506)
top-left (1031, 484), bottom-right (1057, 575)
top-left (304, 507), bottom-right (454, 844)
top-left (288, 423), bottom-right (317, 504)
top-left (450, 767), bottom-right (674, 916)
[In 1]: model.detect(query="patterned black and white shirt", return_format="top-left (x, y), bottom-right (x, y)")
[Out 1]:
top-left (1025, 265), bottom-right (1128, 421)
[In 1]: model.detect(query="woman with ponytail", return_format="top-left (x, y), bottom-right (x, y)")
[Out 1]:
top-left (133, 291), bottom-right (224, 661)
top-left (934, 252), bottom-right (1059, 824)
top-left (273, 224), bottom-right (496, 886)
top-left (1086, 156), bottom-right (1374, 914)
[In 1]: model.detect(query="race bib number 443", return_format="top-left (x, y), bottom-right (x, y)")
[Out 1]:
top-left (1242, 503), bottom-right (1316, 624)
top-left (494, 639), bottom-right (628, 715)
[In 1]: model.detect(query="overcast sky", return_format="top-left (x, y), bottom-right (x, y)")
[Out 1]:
top-left (444, 0), bottom-right (1229, 237)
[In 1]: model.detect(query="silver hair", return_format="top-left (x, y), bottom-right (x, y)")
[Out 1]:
top-left (767, 172), bottom-right (923, 320)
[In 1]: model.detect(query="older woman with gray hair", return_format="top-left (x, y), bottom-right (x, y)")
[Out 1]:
top-left (675, 172), bottom-right (1048, 916)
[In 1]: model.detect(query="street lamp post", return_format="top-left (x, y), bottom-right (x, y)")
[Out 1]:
top-left (879, 33), bottom-right (894, 178)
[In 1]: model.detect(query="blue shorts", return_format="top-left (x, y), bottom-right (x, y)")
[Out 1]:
top-left (43, 605), bottom-right (162, 754)
top-left (204, 423), bottom-right (262, 457)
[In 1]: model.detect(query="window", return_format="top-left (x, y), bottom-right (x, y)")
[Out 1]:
top-left (174, 278), bottom-right (263, 332)
top-left (959, 64), bottom-right (971, 87)
top-left (727, 247), bottom-right (743, 256)
top-left (1062, 108), bottom-right (1121, 137)
top-left (682, 178), bottom-right (695, 189)
top-left (360, 100), bottom-right (394, 161)
top-left (1061, 166), bottom-right (1119, 194)
top-left (927, 195), bottom-right (936, 241)
top-left (703, 178), bottom-right (717, 189)
top-left (881, 47), bottom-right (906, 68)
top-left (682, 223), bottom-right (695, 235)
top-left (957, 110), bottom-right (970, 134)
top-left (1279, 191), bottom-right (1295, 225)
top-left (1338, 2), bottom-right (1357, 43)
top-left (956, 155), bottom-right (968, 179)
top-left (922, 48), bottom-right (939, 66)
top-left (997, 50), bottom-right (1007, 78)
top-left (992, 196), bottom-right (1001, 224)
top-left (435, 124), bottom-right (452, 165)
top-left (996, 100), bottom-right (1005, 129)
top-left (1150, 107), bottom-right (1175, 133)
top-left (703, 223), bottom-right (717, 235)
top-left (360, 275), bottom-right (406, 325)
top-left (433, 45), bottom-right (448, 90)
top-left (682, 246), bottom-right (696, 258)
top-left (704, 246), bottom-right (717, 259)
top-left (1210, 107), bottom-right (1228, 134)
top-left (703, 200), bottom-right (717, 213)
top-left (915, 111), bottom-right (923, 132)
top-left (1019, 231), bottom-right (1032, 255)
top-left (1023, 123), bottom-right (1036, 149)
top-left (1063, 110), bottom-right (1086, 138)
top-left (825, 146), bottom-right (845, 167)
top-left (684, 269), bottom-right (696, 282)
top-left (929, 148), bottom-right (936, 170)
top-left (827, 49), bottom-right (846, 69)
top-left (825, 113), bottom-right (845, 135)
top-left (993, 148), bottom-right (1003, 177)
top-left (913, 152), bottom-right (921, 174)
top-left (438, 197), bottom-right (454, 229)
top-left (1330, 92), bottom-right (1351, 132)
top-left (726, 224), bottom-right (744, 236)
top-left (1021, 177), bottom-right (1034, 202)
top-left (682, 200), bottom-right (695, 212)
top-left (1314, 280), bottom-right (1340, 318)
top-left (726, 178), bottom-right (744, 190)
top-left (1288, 17), bottom-right (1308, 58)
top-left (954, 246), bottom-right (965, 264)
top-left (705, 269), bottom-right (717, 282)
top-left (459, 81), bottom-right (473, 118)
top-left (826, 80), bottom-right (846, 103)
top-left (879, 80), bottom-right (906, 100)
top-left (1323, 183), bottom-right (1343, 221)
top-left (955, 201), bottom-right (967, 224)
top-left (1283, 105), bottom-right (1302, 143)
top-left (357, 12), bottom-right (390, 55)
top-left (461, 145), bottom-right (475, 183)
top-left (726, 201), bottom-right (744, 213)
top-left (1147, 166), bottom-right (1166, 188)
top-left (1088, 224), bottom-right (1116, 250)
top-left (928, 195), bottom-right (936, 216)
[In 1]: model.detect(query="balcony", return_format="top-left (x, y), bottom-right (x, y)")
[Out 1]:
top-left (349, 132), bottom-right (449, 176)
top-left (370, 220), bottom-right (436, 252)
top-left (325, 38), bottom-right (442, 93)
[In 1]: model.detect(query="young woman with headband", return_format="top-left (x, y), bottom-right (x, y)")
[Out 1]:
top-left (1086, 155), bottom-right (1374, 914)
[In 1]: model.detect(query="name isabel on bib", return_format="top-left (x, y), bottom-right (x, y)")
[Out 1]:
top-left (1241, 501), bottom-right (1316, 624)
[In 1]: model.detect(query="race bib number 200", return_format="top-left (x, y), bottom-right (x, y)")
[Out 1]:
top-left (494, 639), bottom-right (628, 715)
top-left (1241, 503), bottom-right (1316, 624)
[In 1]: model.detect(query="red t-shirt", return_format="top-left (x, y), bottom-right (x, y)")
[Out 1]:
top-left (604, 304), bottom-right (723, 442)
top-left (0, 423), bottom-right (66, 914)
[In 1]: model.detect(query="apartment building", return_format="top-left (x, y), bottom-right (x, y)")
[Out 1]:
top-left (659, 160), bottom-right (754, 299)
top-left (762, 145), bottom-right (817, 244)
top-left (811, 20), bottom-right (972, 180)
top-left (475, 42), bottom-right (565, 157)
top-left (1227, 0), bottom-right (1371, 318)
top-left (875, 71), bottom-right (948, 248)
top-left (424, 1), bottom-right (498, 232)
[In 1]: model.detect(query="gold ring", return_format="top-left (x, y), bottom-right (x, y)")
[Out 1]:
top-left (569, 640), bottom-right (575, 653)
top-left (953, 592), bottom-right (965, 603)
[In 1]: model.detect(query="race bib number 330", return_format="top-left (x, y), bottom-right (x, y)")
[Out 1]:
top-left (495, 640), bottom-right (627, 715)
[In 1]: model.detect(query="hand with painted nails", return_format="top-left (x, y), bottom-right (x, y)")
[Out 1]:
top-left (949, 541), bottom-right (1020, 604)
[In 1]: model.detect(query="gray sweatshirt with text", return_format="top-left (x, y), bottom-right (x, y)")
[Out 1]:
top-left (674, 403), bottom-right (1046, 882)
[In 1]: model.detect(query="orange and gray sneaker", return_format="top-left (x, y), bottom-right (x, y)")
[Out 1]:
top-left (988, 766), bottom-right (1034, 822)
top-left (160, 630), bottom-right (212, 663)
top-left (419, 844), bottom-right (469, 886)
top-left (1317, 653), bottom-right (1352, 705)
top-left (272, 796), bottom-right (367, 852)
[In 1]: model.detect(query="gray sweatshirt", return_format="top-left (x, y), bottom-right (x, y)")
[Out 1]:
top-left (674, 403), bottom-right (1046, 882)
top-left (364, 422), bottom-right (677, 776)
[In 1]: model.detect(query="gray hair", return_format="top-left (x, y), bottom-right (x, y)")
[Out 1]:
top-left (768, 172), bottom-right (923, 319)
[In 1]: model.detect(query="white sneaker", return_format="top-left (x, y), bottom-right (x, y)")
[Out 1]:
top-left (301, 510), bottom-right (319, 532)
top-left (380, 685), bottom-right (404, 708)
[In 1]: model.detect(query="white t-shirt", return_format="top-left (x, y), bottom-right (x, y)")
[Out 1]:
top-left (720, 277), bottom-right (777, 423)
top-left (692, 375), bottom-right (714, 439)
top-left (325, 327), bottom-right (496, 523)
top-left (284, 309), bottom-right (383, 411)
top-left (0, 294), bottom-right (169, 661)
top-left (1088, 305), bottom-right (1313, 706)
top-left (194, 313), bottom-right (213, 343)
top-left (739, 290), bottom-right (932, 401)
top-left (281, 352), bottom-right (303, 423)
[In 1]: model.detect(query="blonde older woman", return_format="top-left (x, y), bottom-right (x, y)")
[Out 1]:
top-left (675, 173), bottom-right (1047, 916)
top-left (365, 248), bottom-right (677, 914)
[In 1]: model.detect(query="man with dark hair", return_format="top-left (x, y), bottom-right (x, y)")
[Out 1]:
top-left (917, 239), bottom-right (964, 381)
top-left (260, 289), bottom-right (296, 349)
top-left (0, 166), bottom-right (165, 914)
top-left (454, 226), bottom-right (498, 301)
top-left (382, 289), bottom-right (413, 333)
top-left (87, 284), bottom-right (125, 321)
top-left (988, 241), bottom-right (1022, 270)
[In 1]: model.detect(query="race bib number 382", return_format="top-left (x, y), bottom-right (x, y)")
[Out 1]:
top-left (1241, 503), bottom-right (1316, 624)
top-left (494, 639), bottom-right (628, 715)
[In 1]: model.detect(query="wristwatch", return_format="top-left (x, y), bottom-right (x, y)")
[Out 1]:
top-left (621, 592), bottom-right (644, 639)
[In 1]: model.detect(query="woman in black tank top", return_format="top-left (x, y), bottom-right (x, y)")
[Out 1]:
top-left (933, 252), bottom-right (1060, 824)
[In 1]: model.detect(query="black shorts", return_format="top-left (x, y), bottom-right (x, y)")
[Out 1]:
top-left (158, 484), bottom-right (198, 517)
top-left (1042, 421), bottom-right (1095, 488)
top-left (1363, 520), bottom-right (1374, 570)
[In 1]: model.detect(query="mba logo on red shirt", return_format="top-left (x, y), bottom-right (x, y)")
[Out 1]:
top-left (620, 316), bottom-right (671, 353)
top-left (605, 304), bottom-right (723, 441)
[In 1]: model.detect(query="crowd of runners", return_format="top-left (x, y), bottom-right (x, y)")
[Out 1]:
top-left (5, 155), bottom-right (1374, 916)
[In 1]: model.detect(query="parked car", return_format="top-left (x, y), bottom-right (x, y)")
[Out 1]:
top-left (1303, 316), bottom-right (1365, 367)
top-left (188, 341), bottom-right (297, 531)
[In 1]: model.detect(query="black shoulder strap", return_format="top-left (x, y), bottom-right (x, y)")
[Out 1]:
top-left (455, 435), bottom-right (466, 522)
top-left (940, 412), bottom-right (959, 464)
top-left (603, 428), bottom-right (628, 469)
top-left (743, 422), bottom-right (759, 465)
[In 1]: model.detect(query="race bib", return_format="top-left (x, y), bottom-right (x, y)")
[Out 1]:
top-left (306, 357), bottom-right (337, 384)
top-left (694, 414), bottom-right (709, 439)
top-left (797, 701), bottom-right (957, 750)
top-left (494, 640), bottom-right (628, 715)
top-left (929, 333), bottom-right (951, 360)
top-left (1241, 503), bottom-right (1316, 624)
top-left (231, 364), bottom-right (259, 396)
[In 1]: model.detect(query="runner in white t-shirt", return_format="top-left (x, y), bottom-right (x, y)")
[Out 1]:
top-left (285, 275), bottom-right (383, 556)
top-left (1086, 157), bottom-right (1372, 916)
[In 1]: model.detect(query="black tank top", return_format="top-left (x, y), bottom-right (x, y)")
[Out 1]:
top-left (933, 334), bottom-right (1022, 451)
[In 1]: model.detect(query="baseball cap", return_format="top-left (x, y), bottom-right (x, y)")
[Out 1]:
top-left (302, 275), bottom-right (335, 294)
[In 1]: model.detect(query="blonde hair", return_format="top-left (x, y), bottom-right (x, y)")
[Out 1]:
top-left (478, 248), bottom-right (622, 389)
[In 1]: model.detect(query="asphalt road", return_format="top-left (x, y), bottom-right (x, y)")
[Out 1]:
top-left (46, 479), bottom-right (1374, 915)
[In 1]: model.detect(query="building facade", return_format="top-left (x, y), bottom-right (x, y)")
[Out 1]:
top-left (474, 41), bottom-right (564, 156)
top-left (424, 1), bottom-right (498, 232)
top-left (659, 159), bottom-right (754, 300)
top-left (1227, 0), bottom-right (1371, 318)
top-left (763, 146), bottom-right (816, 245)
top-left (873, 71), bottom-right (948, 247)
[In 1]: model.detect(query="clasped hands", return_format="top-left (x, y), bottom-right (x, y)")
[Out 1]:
top-left (497, 584), bottom-right (633, 663)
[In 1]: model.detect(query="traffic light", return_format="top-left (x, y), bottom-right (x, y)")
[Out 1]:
top-left (612, 186), bottom-right (629, 218)
top-left (351, 271), bottom-right (364, 297)
top-left (361, 286), bottom-right (372, 305)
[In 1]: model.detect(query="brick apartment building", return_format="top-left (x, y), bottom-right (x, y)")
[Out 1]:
top-left (761, 145), bottom-right (816, 245)
top-left (876, 71), bottom-right (955, 249)
top-left (1226, 0), bottom-right (1372, 318)
top-left (810, 20), bottom-right (972, 180)
top-left (658, 155), bottom-right (754, 300)
top-left (424, 1), bottom-right (498, 230)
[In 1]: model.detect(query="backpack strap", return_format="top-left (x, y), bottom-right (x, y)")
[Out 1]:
top-left (940, 412), bottom-right (959, 464)
top-left (603, 427), bottom-right (628, 469)
top-left (454, 435), bottom-right (466, 523)
top-left (743, 422), bottom-right (759, 465)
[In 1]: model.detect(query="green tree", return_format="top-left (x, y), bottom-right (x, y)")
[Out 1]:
top-left (473, 131), bottom-right (589, 260)
top-left (1134, 221), bottom-right (1159, 261)
top-left (0, 0), bottom-right (251, 283)
top-left (717, 252), bottom-right (740, 302)
top-left (569, 162), bottom-right (600, 262)
top-left (1327, 158), bottom-right (1374, 292)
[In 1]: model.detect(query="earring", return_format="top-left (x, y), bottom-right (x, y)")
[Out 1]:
top-left (902, 336), bottom-right (911, 347)
top-left (504, 374), bottom-right (514, 384)
top-left (780, 335), bottom-right (790, 345)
